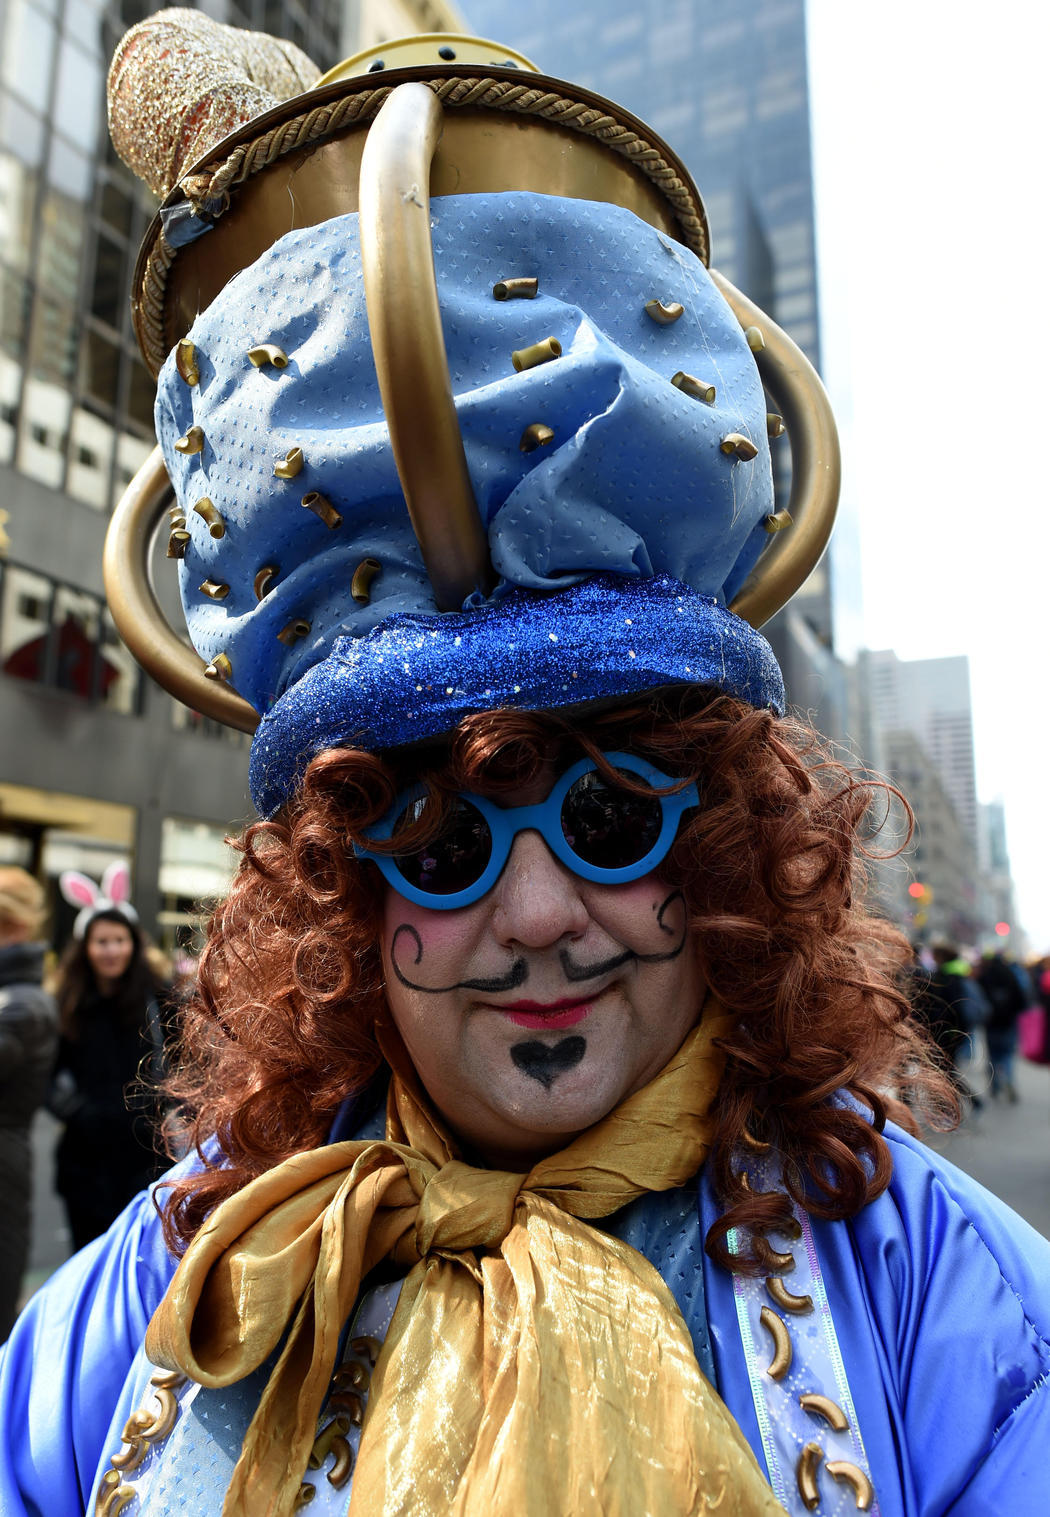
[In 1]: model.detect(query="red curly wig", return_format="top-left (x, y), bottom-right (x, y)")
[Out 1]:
top-left (160, 686), bottom-right (957, 1268)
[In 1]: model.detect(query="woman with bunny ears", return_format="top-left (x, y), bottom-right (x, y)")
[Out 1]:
top-left (50, 865), bottom-right (170, 1250)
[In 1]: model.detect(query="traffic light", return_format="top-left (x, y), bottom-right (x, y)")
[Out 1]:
top-left (994, 922), bottom-right (1010, 938)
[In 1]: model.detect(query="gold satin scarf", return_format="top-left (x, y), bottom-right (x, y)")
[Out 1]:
top-left (146, 1011), bottom-right (783, 1516)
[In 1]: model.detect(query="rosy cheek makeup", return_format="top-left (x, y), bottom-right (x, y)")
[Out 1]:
top-left (386, 903), bottom-right (470, 962)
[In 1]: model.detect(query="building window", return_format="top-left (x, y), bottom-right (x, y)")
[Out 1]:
top-left (17, 591), bottom-right (47, 620)
top-left (0, 559), bottom-right (142, 712)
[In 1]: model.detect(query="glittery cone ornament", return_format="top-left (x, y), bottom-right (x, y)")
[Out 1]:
top-left (107, 7), bottom-right (321, 199)
top-left (103, 10), bottom-right (840, 815)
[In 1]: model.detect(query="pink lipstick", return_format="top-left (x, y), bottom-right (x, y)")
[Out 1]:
top-left (496, 997), bottom-right (596, 1030)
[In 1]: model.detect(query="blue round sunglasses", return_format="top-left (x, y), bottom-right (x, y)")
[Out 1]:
top-left (354, 751), bottom-right (699, 910)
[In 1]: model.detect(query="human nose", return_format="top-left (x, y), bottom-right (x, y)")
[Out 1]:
top-left (489, 830), bottom-right (591, 948)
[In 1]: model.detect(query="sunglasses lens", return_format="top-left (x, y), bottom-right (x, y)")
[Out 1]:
top-left (561, 768), bottom-right (664, 871)
top-left (390, 796), bottom-right (493, 897)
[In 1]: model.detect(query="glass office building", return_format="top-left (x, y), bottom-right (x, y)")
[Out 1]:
top-left (464, 0), bottom-right (850, 730)
top-left (0, 0), bottom-right (346, 941)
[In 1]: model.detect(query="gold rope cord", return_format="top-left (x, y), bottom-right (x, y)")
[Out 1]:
top-left (135, 74), bottom-right (708, 371)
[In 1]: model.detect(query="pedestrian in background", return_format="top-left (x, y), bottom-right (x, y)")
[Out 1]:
top-left (50, 891), bottom-right (170, 1251)
top-left (976, 951), bottom-right (1029, 1101)
top-left (926, 944), bottom-right (991, 1113)
top-left (0, 868), bottom-right (57, 1340)
top-left (1019, 955), bottom-right (1050, 1066)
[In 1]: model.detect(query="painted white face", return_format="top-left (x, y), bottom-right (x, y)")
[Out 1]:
top-left (380, 782), bottom-right (705, 1167)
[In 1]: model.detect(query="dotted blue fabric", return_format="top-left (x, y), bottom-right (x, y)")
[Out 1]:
top-left (138, 1366), bottom-right (273, 1515)
top-left (155, 192), bottom-right (781, 810)
top-left (601, 1181), bottom-right (715, 1384)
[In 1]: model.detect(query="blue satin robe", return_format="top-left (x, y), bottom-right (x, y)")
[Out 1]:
top-left (2, 1116), bottom-right (1048, 1515)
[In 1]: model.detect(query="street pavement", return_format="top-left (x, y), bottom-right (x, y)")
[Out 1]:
top-left (15, 1040), bottom-right (1050, 1318)
top-left (928, 1040), bottom-right (1050, 1240)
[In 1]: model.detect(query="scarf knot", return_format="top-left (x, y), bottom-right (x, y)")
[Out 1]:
top-left (413, 1159), bottom-right (525, 1256)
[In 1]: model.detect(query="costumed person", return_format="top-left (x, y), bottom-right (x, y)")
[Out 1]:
top-left (50, 864), bottom-right (170, 1250)
top-left (2, 13), bottom-right (1049, 1515)
top-left (0, 867), bottom-right (57, 1342)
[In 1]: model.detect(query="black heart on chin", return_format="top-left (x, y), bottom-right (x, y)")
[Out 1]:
top-left (510, 1036), bottom-right (587, 1090)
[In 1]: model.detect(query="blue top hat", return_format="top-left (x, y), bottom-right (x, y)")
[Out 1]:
top-left (105, 14), bottom-right (838, 814)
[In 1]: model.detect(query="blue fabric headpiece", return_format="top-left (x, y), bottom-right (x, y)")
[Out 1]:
top-left (155, 192), bottom-right (784, 813)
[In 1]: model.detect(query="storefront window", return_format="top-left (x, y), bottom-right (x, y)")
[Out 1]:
top-left (0, 563), bottom-right (52, 678)
top-left (0, 559), bottom-right (141, 711)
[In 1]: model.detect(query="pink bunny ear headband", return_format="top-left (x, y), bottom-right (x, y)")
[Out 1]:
top-left (59, 861), bottom-right (139, 940)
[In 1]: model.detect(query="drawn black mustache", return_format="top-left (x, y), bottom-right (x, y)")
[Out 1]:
top-left (389, 891), bottom-right (686, 995)
top-left (389, 926), bottom-right (529, 995)
top-left (560, 891), bottom-right (686, 978)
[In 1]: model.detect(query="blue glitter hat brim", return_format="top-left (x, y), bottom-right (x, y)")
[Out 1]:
top-left (248, 574), bottom-right (783, 815)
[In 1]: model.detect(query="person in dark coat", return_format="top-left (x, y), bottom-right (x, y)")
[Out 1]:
top-left (0, 869), bottom-right (58, 1340)
top-left (51, 907), bottom-right (169, 1251)
top-left (976, 951), bottom-right (1029, 1100)
top-left (919, 944), bottom-right (989, 1112)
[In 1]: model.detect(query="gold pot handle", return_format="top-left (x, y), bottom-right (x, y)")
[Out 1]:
top-left (714, 270), bottom-right (841, 628)
top-left (358, 81), bottom-right (495, 611)
top-left (103, 447), bottom-right (260, 733)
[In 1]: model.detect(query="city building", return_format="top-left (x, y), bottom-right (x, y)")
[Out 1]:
top-left (854, 647), bottom-right (1018, 946)
top-left (462, 0), bottom-right (856, 742)
top-left (868, 729), bottom-right (981, 946)
top-left (859, 649), bottom-right (979, 846)
top-left (0, 0), bottom-right (461, 947)
top-left (977, 799), bottom-right (1017, 944)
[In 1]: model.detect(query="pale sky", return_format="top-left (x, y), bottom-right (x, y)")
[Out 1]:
top-left (806, 1), bottom-right (1049, 951)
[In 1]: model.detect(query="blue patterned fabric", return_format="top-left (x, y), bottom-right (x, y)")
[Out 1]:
top-left (154, 192), bottom-right (782, 812)
top-left (3, 1121), bottom-right (1047, 1513)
